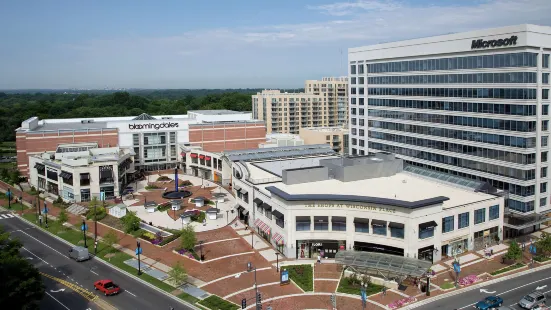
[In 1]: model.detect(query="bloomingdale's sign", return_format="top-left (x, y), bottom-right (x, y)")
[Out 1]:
top-left (128, 122), bottom-right (179, 130)
top-left (471, 35), bottom-right (517, 49)
top-left (305, 203), bottom-right (396, 213)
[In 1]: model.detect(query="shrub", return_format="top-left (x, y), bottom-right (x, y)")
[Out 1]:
top-left (157, 176), bottom-right (171, 181)
top-left (145, 184), bottom-right (160, 190)
top-left (191, 211), bottom-right (206, 223)
top-left (504, 240), bottom-right (523, 261)
top-left (167, 261), bottom-right (187, 287)
top-left (181, 180), bottom-right (192, 186)
top-left (198, 295), bottom-right (239, 310)
top-left (86, 206), bottom-right (107, 221)
top-left (104, 230), bottom-right (119, 250)
top-left (142, 232), bottom-right (156, 240)
top-left (158, 232), bottom-right (181, 246)
top-left (57, 209), bottom-right (68, 225)
top-left (180, 224), bottom-right (196, 250)
top-left (121, 211), bottom-right (141, 233)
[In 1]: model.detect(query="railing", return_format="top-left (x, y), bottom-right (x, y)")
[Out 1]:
top-left (246, 177), bottom-right (282, 185)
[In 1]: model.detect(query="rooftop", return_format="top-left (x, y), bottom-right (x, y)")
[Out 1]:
top-left (249, 156), bottom-right (340, 178)
top-left (300, 127), bottom-right (348, 133)
top-left (223, 144), bottom-right (336, 162)
top-left (188, 110), bottom-right (246, 115)
top-left (31, 121), bottom-right (111, 132)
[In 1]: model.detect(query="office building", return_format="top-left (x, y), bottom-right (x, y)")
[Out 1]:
top-left (252, 77), bottom-right (348, 134)
top-left (348, 24), bottom-right (551, 237)
top-left (299, 127), bottom-right (349, 154)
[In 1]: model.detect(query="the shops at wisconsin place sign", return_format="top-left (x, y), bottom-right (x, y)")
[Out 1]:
top-left (305, 203), bottom-right (397, 213)
top-left (471, 35), bottom-right (518, 49)
top-left (128, 122), bottom-right (179, 130)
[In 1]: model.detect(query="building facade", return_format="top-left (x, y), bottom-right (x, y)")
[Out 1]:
top-left (28, 144), bottom-right (135, 202)
top-left (252, 77), bottom-right (348, 134)
top-left (349, 24), bottom-right (551, 237)
top-left (232, 153), bottom-right (504, 263)
top-left (299, 127), bottom-right (349, 154)
top-left (16, 110), bottom-right (263, 176)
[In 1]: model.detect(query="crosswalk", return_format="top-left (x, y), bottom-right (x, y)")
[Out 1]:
top-left (0, 213), bottom-right (15, 220)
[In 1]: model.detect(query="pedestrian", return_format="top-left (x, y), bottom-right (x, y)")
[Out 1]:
top-left (317, 254), bottom-right (321, 264)
top-left (382, 286), bottom-right (387, 296)
top-left (245, 225), bottom-right (248, 230)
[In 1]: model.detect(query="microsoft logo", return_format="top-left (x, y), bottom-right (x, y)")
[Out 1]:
top-left (471, 36), bottom-right (518, 49)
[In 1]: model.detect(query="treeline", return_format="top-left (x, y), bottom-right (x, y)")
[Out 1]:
top-left (0, 89), bottom-right (296, 142)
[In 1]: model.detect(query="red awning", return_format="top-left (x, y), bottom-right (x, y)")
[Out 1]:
top-left (190, 153), bottom-right (198, 158)
top-left (254, 218), bottom-right (271, 235)
top-left (205, 156), bottom-right (211, 160)
top-left (180, 152), bottom-right (185, 157)
top-left (199, 155), bottom-right (205, 159)
top-left (272, 233), bottom-right (284, 245)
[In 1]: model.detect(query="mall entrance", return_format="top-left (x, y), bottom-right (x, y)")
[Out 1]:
top-left (296, 240), bottom-right (346, 259)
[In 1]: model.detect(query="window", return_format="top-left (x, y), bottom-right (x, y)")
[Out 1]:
top-left (314, 216), bottom-right (329, 231)
top-left (170, 132), bottom-right (176, 144)
top-left (544, 73), bottom-right (550, 84)
top-left (543, 136), bottom-right (549, 147)
top-left (442, 216), bottom-right (454, 233)
top-left (354, 218), bottom-right (369, 233)
top-left (372, 220), bottom-right (387, 236)
top-left (133, 134), bottom-right (139, 145)
top-left (541, 197), bottom-right (547, 208)
top-left (351, 77), bottom-right (357, 84)
top-left (389, 223), bottom-right (404, 239)
top-left (541, 182), bottom-right (548, 193)
top-left (475, 208), bottom-right (486, 224)
top-left (418, 227), bottom-right (434, 239)
top-left (542, 167), bottom-right (548, 178)
top-left (458, 212), bottom-right (469, 229)
top-left (489, 205), bottom-right (500, 220)
top-left (543, 152), bottom-right (548, 162)
top-left (350, 65), bottom-right (356, 74)
top-left (358, 64), bottom-right (364, 74)
top-left (544, 89), bottom-right (549, 100)
top-left (359, 77), bottom-right (364, 84)
top-left (331, 217), bottom-right (346, 231)
top-left (80, 189), bottom-right (90, 202)
top-left (544, 54), bottom-right (550, 68)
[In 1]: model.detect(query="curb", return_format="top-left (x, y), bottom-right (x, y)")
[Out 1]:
top-left (405, 262), bottom-right (551, 309)
top-left (14, 211), bottom-right (201, 310)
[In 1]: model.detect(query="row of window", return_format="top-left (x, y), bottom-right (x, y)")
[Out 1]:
top-left (366, 98), bottom-right (543, 116)
top-left (368, 72), bottom-right (543, 85)
top-left (361, 52), bottom-right (541, 74)
top-left (367, 120), bottom-right (537, 148)
top-left (367, 109), bottom-right (538, 132)
top-left (441, 206), bottom-right (500, 234)
top-left (367, 88), bottom-right (546, 100)
top-left (368, 131), bottom-right (536, 165)
top-left (369, 142), bottom-right (536, 180)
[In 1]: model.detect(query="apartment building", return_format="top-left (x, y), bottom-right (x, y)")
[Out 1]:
top-left (299, 127), bottom-right (349, 154)
top-left (349, 24), bottom-right (551, 238)
top-left (252, 77), bottom-right (348, 134)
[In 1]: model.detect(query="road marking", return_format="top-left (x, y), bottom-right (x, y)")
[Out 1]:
top-left (14, 229), bottom-right (70, 259)
top-left (90, 270), bottom-right (99, 275)
top-left (22, 247), bottom-right (50, 265)
top-left (45, 292), bottom-right (71, 310)
top-left (50, 288), bottom-right (66, 293)
top-left (126, 290), bottom-right (137, 297)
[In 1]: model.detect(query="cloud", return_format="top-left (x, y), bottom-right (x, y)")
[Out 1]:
top-left (307, 0), bottom-right (402, 16)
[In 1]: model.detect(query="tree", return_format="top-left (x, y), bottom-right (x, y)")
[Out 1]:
top-left (121, 211), bottom-right (141, 233)
top-left (167, 261), bottom-right (187, 287)
top-left (57, 209), bottom-right (68, 226)
top-left (504, 240), bottom-right (523, 262)
top-left (8, 170), bottom-right (20, 185)
top-left (103, 230), bottom-right (119, 251)
top-left (537, 232), bottom-right (551, 258)
top-left (0, 226), bottom-right (45, 309)
top-left (180, 224), bottom-right (196, 251)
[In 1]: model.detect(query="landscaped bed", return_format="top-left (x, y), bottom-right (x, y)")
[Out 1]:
top-left (197, 295), bottom-right (239, 310)
top-left (283, 264), bottom-right (313, 292)
top-left (490, 263), bottom-right (526, 276)
top-left (336, 274), bottom-right (383, 295)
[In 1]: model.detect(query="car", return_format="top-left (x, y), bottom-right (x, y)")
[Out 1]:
top-left (93, 279), bottom-right (120, 296)
top-left (474, 296), bottom-right (504, 309)
top-left (519, 291), bottom-right (547, 309)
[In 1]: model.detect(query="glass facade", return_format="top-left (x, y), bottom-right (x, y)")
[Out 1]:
top-left (368, 72), bottom-right (537, 84)
top-left (442, 216), bottom-right (454, 233)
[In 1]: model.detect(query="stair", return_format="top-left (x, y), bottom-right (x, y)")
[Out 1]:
top-left (67, 204), bottom-right (88, 215)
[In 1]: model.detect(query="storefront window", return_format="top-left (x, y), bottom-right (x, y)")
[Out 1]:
top-left (80, 189), bottom-right (90, 202)
top-left (389, 222), bottom-right (404, 239)
top-left (354, 218), bottom-right (369, 233)
top-left (296, 216), bottom-right (311, 231)
top-left (442, 216), bottom-right (454, 233)
top-left (475, 208), bottom-right (486, 224)
top-left (489, 205), bottom-right (499, 220)
top-left (372, 220), bottom-right (387, 236)
top-left (331, 216), bottom-right (346, 231)
top-left (419, 221), bottom-right (437, 239)
top-left (458, 212), bottom-right (469, 229)
top-left (314, 216), bottom-right (329, 231)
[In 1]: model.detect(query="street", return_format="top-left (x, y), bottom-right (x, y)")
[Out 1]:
top-left (416, 265), bottom-right (551, 309)
top-left (0, 211), bottom-right (195, 310)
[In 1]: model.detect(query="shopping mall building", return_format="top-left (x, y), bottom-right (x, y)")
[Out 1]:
top-left (230, 149), bottom-right (505, 263)
top-left (348, 24), bottom-right (551, 239)
top-left (16, 110), bottom-right (266, 177)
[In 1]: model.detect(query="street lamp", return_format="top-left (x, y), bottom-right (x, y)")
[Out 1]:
top-left (250, 231), bottom-right (254, 249)
top-left (275, 252), bottom-right (280, 272)
top-left (19, 196), bottom-right (23, 211)
top-left (136, 241), bottom-right (142, 275)
top-left (247, 262), bottom-right (260, 308)
top-left (81, 220), bottom-right (88, 248)
top-left (360, 282), bottom-right (367, 310)
top-left (199, 241), bottom-right (204, 261)
top-left (7, 188), bottom-right (11, 209)
top-left (44, 201), bottom-right (48, 228)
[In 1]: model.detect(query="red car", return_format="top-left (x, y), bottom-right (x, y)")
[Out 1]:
top-left (94, 279), bottom-right (120, 296)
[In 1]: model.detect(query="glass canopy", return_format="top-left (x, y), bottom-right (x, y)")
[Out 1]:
top-left (335, 250), bottom-right (432, 278)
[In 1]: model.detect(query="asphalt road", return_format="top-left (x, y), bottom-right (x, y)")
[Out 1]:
top-left (417, 264), bottom-right (551, 309)
top-left (0, 211), bottom-right (195, 310)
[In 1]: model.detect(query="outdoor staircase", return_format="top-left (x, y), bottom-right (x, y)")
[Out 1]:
top-left (66, 204), bottom-right (88, 216)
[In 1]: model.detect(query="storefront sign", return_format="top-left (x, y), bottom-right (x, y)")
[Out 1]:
top-left (304, 203), bottom-right (396, 213)
top-left (128, 122), bottom-right (179, 130)
top-left (312, 243), bottom-right (322, 246)
top-left (280, 269), bottom-right (290, 286)
top-left (471, 35), bottom-right (517, 49)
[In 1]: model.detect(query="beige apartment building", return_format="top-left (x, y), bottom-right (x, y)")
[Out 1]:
top-left (252, 77), bottom-right (348, 134)
top-left (299, 127), bottom-right (349, 154)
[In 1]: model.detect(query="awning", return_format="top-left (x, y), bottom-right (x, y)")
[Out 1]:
top-left (80, 173), bottom-right (90, 180)
top-left (60, 171), bottom-right (73, 179)
top-left (253, 198), bottom-right (263, 205)
top-left (100, 170), bottom-right (113, 179)
top-left (240, 189), bottom-right (248, 195)
top-left (296, 216), bottom-right (311, 222)
top-left (180, 152), bottom-right (186, 157)
top-left (144, 201), bottom-right (157, 208)
top-left (419, 221), bottom-right (438, 230)
top-left (206, 208), bottom-right (220, 214)
top-left (233, 184), bottom-right (241, 191)
top-left (190, 153), bottom-right (198, 158)
top-left (332, 216), bottom-right (346, 223)
top-left (314, 216), bottom-right (328, 223)
top-left (261, 203), bottom-right (272, 211)
top-left (199, 155), bottom-right (205, 159)
top-left (273, 233), bottom-right (284, 245)
top-left (371, 219), bottom-right (386, 227)
top-left (389, 222), bottom-right (405, 229)
top-left (254, 218), bottom-right (271, 234)
top-left (272, 209), bottom-right (284, 219)
top-left (242, 209), bottom-right (249, 215)
top-left (354, 218), bottom-right (370, 224)
top-left (205, 156), bottom-right (211, 160)
top-left (34, 163), bottom-right (45, 169)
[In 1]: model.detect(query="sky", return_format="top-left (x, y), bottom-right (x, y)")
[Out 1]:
top-left (1, 0), bottom-right (551, 90)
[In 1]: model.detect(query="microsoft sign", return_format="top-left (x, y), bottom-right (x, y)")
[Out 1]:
top-left (471, 36), bottom-right (518, 49)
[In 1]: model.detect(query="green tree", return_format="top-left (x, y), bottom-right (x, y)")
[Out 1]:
top-left (167, 261), bottom-right (187, 287)
top-left (121, 211), bottom-right (141, 233)
top-left (8, 169), bottom-right (20, 185)
top-left (180, 224), bottom-right (196, 251)
top-left (537, 232), bottom-right (551, 257)
top-left (0, 226), bottom-right (45, 309)
top-left (504, 240), bottom-right (523, 262)
top-left (57, 209), bottom-right (68, 226)
top-left (103, 230), bottom-right (119, 251)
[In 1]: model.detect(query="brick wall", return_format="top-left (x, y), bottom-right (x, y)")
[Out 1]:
top-left (189, 123), bottom-right (266, 152)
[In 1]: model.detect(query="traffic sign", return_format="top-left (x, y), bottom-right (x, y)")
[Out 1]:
top-left (43, 207), bottom-right (48, 214)
top-left (81, 223), bottom-right (88, 231)
top-left (453, 262), bottom-right (461, 273)
top-left (530, 244), bottom-right (537, 254)
top-left (135, 247), bottom-right (143, 255)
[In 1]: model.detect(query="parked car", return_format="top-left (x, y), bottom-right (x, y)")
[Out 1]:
top-left (519, 291), bottom-right (547, 309)
top-left (68, 246), bottom-right (90, 262)
top-left (94, 280), bottom-right (120, 296)
top-left (474, 296), bottom-right (504, 309)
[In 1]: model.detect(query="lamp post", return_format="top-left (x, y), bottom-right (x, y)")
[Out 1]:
top-left (247, 262), bottom-right (260, 308)
top-left (81, 220), bottom-right (88, 248)
top-left (275, 252), bottom-right (280, 273)
top-left (226, 210), bottom-right (229, 224)
top-left (250, 231), bottom-right (254, 249)
top-left (360, 282), bottom-right (367, 310)
top-left (44, 201), bottom-right (48, 228)
top-left (19, 196), bottom-right (23, 211)
top-left (136, 240), bottom-right (142, 275)
top-left (7, 188), bottom-right (11, 209)
top-left (199, 241), bottom-right (204, 261)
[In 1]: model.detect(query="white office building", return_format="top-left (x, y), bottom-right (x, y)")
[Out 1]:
top-left (348, 24), bottom-right (551, 238)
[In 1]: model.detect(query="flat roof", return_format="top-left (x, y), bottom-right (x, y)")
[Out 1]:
top-left (31, 122), bottom-right (111, 132)
top-left (261, 172), bottom-right (496, 209)
top-left (189, 110), bottom-right (246, 115)
top-left (250, 156), bottom-right (340, 178)
top-left (224, 144), bottom-right (335, 162)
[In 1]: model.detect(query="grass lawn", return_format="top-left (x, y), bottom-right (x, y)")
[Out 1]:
top-left (198, 295), bottom-right (239, 310)
top-left (440, 282), bottom-right (456, 290)
top-left (1, 202), bottom-right (26, 210)
top-left (490, 263), bottom-right (526, 276)
top-left (535, 255), bottom-right (551, 263)
top-left (337, 277), bottom-right (384, 295)
top-left (283, 264), bottom-right (313, 292)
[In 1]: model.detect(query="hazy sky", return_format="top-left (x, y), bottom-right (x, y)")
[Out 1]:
top-left (1, 0), bottom-right (551, 89)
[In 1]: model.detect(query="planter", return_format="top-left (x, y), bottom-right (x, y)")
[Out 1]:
top-left (388, 297), bottom-right (417, 309)
top-left (173, 249), bottom-right (201, 262)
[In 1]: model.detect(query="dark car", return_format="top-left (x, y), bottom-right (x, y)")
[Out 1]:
top-left (474, 296), bottom-right (504, 309)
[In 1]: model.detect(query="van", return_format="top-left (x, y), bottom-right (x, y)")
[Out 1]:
top-left (68, 246), bottom-right (90, 262)
top-left (519, 291), bottom-right (547, 309)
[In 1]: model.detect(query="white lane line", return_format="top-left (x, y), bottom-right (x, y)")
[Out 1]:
top-left (13, 229), bottom-right (70, 259)
top-left (126, 290), bottom-right (137, 297)
top-left (21, 247), bottom-right (50, 266)
top-left (7, 214), bottom-right (14, 218)
top-left (90, 270), bottom-right (99, 275)
top-left (45, 292), bottom-right (71, 310)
